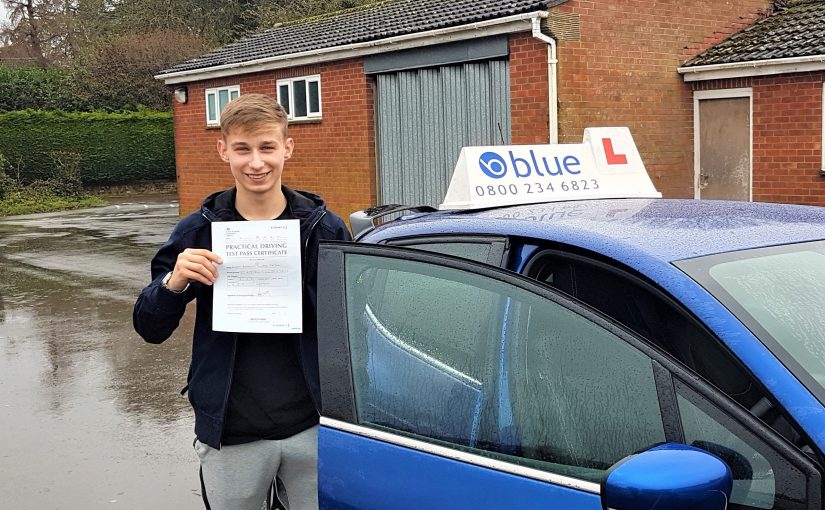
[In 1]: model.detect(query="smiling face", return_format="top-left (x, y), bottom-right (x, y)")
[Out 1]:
top-left (217, 125), bottom-right (294, 200)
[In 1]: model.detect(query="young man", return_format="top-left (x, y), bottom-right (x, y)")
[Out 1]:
top-left (133, 93), bottom-right (351, 510)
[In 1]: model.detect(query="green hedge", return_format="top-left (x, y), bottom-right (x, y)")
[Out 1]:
top-left (0, 65), bottom-right (170, 112)
top-left (0, 67), bottom-right (94, 111)
top-left (0, 109), bottom-right (174, 185)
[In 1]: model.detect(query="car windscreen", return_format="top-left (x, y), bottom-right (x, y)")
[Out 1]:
top-left (675, 240), bottom-right (825, 405)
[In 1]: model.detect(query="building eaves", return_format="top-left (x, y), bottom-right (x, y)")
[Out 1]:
top-left (683, 0), bottom-right (825, 67)
top-left (158, 0), bottom-right (563, 77)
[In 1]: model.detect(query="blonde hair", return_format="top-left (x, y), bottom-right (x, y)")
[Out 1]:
top-left (220, 93), bottom-right (288, 138)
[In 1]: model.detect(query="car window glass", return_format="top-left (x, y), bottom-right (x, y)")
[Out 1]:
top-left (679, 393), bottom-right (774, 508)
top-left (524, 253), bottom-right (806, 449)
top-left (508, 295), bottom-right (666, 480)
top-left (360, 259), bottom-right (492, 382)
top-left (389, 241), bottom-right (492, 263)
top-left (345, 254), bottom-right (499, 448)
top-left (676, 381), bottom-right (810, 510)
top-left (706, 250), bottom-right (825, 391)
top-left (344, 253), bottom-right (666, 482)
top-left (526, 255), bottom-right (752, 395)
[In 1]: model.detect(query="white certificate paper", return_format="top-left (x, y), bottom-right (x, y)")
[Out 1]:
top-left (211, 220), bottom-right (302, 333)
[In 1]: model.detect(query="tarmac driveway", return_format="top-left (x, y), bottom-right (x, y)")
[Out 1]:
top-left (0, 196), bottom-right (203, 509)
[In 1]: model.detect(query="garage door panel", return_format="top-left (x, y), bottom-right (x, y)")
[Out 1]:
top-left (377, 60), bottom-right (511, 207)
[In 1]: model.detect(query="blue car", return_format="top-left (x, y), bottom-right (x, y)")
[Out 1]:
top-left (314, 129), bottom-right (825, 510)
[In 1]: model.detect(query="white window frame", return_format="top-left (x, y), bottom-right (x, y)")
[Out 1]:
top-left (205, 85), bottom-right (240, 127)
top-left (276, 75), bottom-right (322, 121)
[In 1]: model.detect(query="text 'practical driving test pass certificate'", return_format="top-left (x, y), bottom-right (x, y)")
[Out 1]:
top-left (211, 220), bottom-right (302, 333)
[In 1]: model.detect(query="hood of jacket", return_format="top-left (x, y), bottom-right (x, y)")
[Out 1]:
top-left (199, 186), bottom-right (327, 222)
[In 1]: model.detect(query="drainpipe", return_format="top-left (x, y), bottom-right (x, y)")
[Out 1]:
top-left (531, 13), bottom-right (558, 144)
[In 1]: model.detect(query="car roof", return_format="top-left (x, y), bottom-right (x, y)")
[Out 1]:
top-left (364, 198), bottom-right (825, 262)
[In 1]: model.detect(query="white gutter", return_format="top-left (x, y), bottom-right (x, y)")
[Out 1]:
top-left (678, 54), bottom-right (825, 82)
top-left (156, 12), bottom-right (545, 85)
top-left (530, 14), bottom-right (558, 144)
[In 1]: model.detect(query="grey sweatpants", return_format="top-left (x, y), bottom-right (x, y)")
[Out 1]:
top-left (194, 425), bottom-right (319, 510)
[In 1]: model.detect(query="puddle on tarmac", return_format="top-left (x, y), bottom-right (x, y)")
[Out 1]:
top-left (0, 197), bottom-right (205, 508)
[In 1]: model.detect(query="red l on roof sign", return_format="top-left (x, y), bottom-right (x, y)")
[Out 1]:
top-left (602, 138), bottom-right (628, 166)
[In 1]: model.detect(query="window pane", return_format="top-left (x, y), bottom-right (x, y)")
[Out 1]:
top-left (678, 392), bottom-right (775, 508)
top-left (207, 92), bottom-right (216, 122)
top-left (509, 295), bottom-right (665, 480)
top-left (346, 255), bottom-right (496, 446)
top-left (709, 249), bottom-right (825, 389)
top-left (353, 257), bottom-right (493, 381)
top-left (526, 254), bottom-right (765, 423)
top-left (309, 80), bottom-right (320, 113)
top-left (294, 80), bottom-right (307, 118)
top-left (218, 89), bottom-right (230, 114)
top-left (676, 381), bottom-right (813, 510)
top-left (278, 84), bottom-right (290, 114)
top-left (396, 242), bottom-right (491, 262)
top-left (230, 89), bottom-right (239, 100)
top-left (678, 241), bottom-right (825, 404)
top-left (345, 253), bottom-right (665, 482)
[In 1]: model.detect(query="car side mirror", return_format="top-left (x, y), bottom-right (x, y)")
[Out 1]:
top-left (601, 443), bottom-right (733, 510)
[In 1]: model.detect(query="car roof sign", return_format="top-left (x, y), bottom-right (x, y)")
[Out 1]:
top-left (439, 127), bottom-right (662, 210)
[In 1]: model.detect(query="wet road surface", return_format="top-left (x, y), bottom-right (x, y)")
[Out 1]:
top-left (0, 196), bottom-right (203, 509)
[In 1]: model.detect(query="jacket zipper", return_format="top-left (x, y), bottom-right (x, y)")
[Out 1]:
top-left (301, 210), bottom-right (326, 290)
top-left (217, 332), bottom-right (238, 449)
top-left (299, 210), bottom-right (326, 411)
top-left (201, 208), bottom-right (236, 449)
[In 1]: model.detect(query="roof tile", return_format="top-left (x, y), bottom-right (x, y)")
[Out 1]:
top-left (159, 0), bottom-right (560, 76)
top-left (685, 1), bottom-right (825, 67)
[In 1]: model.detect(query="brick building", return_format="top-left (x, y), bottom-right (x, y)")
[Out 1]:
top-left (679, 0), bottom-right (825, 205)
top-left (156, 0), bottom-right (824, 218)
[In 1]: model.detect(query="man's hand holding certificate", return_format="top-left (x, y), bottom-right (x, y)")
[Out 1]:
top-left (211, 220), bottom-right (303, 333)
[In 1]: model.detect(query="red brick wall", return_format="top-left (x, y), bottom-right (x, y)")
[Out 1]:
top-left (552, 0), bottom-right (771, 198)
top-left (695, 73), bottom-right (825, 206)
top-left (510, 33), bottom-right (551, 144)
top-left (173, 59), bottom-right (376, 218)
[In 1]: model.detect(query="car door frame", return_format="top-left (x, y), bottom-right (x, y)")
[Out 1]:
top-left (316, 241), bottom-right (823, 509)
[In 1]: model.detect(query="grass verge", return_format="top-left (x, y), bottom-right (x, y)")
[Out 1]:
top-left (0, 189), bottom-right (108, 217)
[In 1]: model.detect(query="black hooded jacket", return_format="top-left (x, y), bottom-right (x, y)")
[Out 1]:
top-left (133, 186), bottom-right (351, 448)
